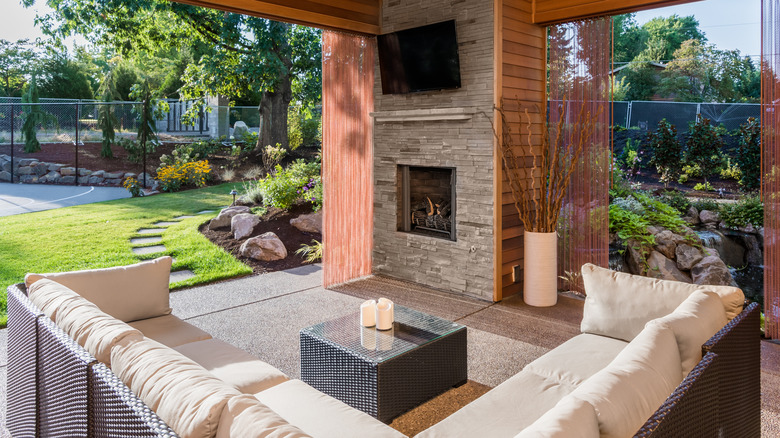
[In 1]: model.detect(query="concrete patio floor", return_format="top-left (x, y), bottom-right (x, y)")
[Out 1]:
top-left (1, 264), bottom-right (778, 436)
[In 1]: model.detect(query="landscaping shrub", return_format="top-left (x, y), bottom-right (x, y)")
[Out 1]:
top-left (659, 190), bottom-right (691, 214)
top-left (720, 195), bottom-right (763, 228)
top-left (159, 140), bottom-right (221, 168)
top-left (692, 199), bottom-right (720, 213)
top-left (122, 177), bottom-right (143, 197)
top-left (736, 117), bottom-right (761, 191)
top-left (118, 138), bottom-right (156, 164)
top-left (288, 107), bottom-right (322, 150)
top-left (157, 160), bottom-right (211, 192)
top-left (646, 119), bottom-right (682, 186)
top-left (685, 117), bottom-right (724, 184)
top-left (250, 159), bottom-right (322, 210)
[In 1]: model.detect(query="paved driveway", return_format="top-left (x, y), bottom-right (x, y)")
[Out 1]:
top-left (0, 183), bottom-right (130, 217)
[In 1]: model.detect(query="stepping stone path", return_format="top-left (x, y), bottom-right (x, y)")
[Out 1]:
top-left (129, 209), bottom-right (222, 285)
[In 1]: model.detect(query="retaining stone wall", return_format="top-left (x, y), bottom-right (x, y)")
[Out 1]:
top-left (0, 154), bottom-right (135, 186)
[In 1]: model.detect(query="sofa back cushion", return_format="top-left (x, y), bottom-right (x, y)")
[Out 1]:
top-left (25, 256), bottom-right (173, 322)
top-left (28, 278), bottom-right (143, 365)
top-left (216, 394), bottom-right (312, 438)
top-left (650, 290), bottom-right (728, 379)
top-left (514, 395), bottom-right (599, 438)
top-left (580, 263), bottom-right (743, 341)
top-left (111, 338), bottom-right (242, 438)
top-left (569, 323), bottom-right (683, 438)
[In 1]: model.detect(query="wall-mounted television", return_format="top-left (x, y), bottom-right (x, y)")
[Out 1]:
top-left (377, 20), bottom-right (461, 95)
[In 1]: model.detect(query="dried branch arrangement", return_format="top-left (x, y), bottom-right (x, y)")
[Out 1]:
top-left (490, 99), bottom-right (598, 233)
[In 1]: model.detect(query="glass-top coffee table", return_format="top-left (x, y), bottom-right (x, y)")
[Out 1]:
top-left (300, 305), bottom-right (467, 423)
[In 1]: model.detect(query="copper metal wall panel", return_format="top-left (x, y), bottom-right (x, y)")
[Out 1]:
top-left (763, 0), bottom-right (779, 339)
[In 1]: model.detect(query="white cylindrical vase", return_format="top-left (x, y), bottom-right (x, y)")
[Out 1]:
top-left (523, 231), bottom-right (558, 307)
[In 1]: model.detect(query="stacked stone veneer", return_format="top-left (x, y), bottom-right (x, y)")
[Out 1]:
top-left (371, 0), bottom-right (495, 300)
top-left (0, 155), bottom-right (135, 186)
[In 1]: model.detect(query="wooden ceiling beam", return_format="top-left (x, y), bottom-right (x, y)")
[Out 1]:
top-left (532, 0), bottom-right (704, 25)
top-left (171, 0), bottom-right (381, 35)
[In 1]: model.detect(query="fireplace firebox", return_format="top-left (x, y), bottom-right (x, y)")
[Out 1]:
top-left (398, 165), bottom-right (456, 240)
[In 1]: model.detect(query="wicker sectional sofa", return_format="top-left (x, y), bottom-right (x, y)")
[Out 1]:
top-left (7, 259), bottom-right (760, 438)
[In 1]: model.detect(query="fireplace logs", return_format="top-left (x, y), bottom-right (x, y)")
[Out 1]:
top-left (412, 197), bottom-right (452, 232)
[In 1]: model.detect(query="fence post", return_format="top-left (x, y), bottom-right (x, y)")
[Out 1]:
top-left (75, 103), bottom-right (80, 186)
top-left (10, 103), bottom-right (14, 183)
top-left (626, 101), bottom-right (632, 128)
top-left (696, 103), bottom-right (702, 122)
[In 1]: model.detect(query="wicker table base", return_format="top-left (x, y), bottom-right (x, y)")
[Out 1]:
top-left (300, 306), bottom-right (467, 423)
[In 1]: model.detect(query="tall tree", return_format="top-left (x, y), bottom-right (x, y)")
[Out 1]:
top-left (28, 0), bottom-right (322, 153)
top-left (0, 39), bottom-right (35, 97)
top-left (637, 15), bottom-right (706, 62)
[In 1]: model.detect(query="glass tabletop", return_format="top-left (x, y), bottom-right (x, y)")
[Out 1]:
top-left (301, 305), bottom-right (464, 364)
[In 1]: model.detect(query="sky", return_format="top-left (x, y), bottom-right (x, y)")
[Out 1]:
top-left (0, 0), bottom-right (763, 59)
top-left (634, 0), bottom-right (761, 59)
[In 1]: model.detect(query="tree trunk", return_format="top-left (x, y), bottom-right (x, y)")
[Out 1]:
top-left (256, 73), bottom-right (292, 153)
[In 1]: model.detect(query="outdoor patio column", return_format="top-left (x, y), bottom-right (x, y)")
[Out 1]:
top-left (762, 0), bottom-right (780, 339)
top-left (548, 17), bottom-right (612, 293)
top-left (321, 31), bottom-right (376, 287)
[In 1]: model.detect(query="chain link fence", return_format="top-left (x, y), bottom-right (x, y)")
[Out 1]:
top-left (614, 101), bottom-right (760, 132)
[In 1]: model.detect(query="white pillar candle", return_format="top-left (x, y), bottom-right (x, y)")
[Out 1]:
top-left (377, 327), bottom-right (394, 351)
top-left (360, 300), bottom-right (377, 327)
top-left (378, 297), bottom-right (394, 322)
top-left (360, 326), bottom-right (376, 350)
top-left (375, 299), bottom-right (394, 331)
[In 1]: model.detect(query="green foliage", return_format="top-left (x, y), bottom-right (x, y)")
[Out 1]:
top-left (251, 159), bottom-right (322, 210)
top-left (295, 240), bottom-right (322, 263)
top-left (288, 107), bottom-right (321, 150)
top-left (719, 158), bottom-right (742, 181)
top-left (618, 138), bottom-right (644, 178)
top-left (38, 51), bottom-right (95, 99)
top-left (609, 204), bottom-right (655, 254)
top-left (658, 190), bottom-right (691, 214)
top-left (130, 80), bottom-right (167, 158)
top-left (720, 195), bottom-right (763, 228)
top-left (21, 75), bottom-right (42, 153)
top-left (647, 119), bottom-right (682, 186)
top-left (97, 70), bottom-right (119, 158)
top-left (122, 177), bottom-right (144, 197)
top-left (241, 180), bottom-right (264, 205)
top-left (117, 138), bottom-right (155, 164)
top-left (0, 39), bottom-right (35, 97)
top-left (156, 160), bottom-right (211, 193)
top-left (262, 143), bottom-right (287, 175)
top-left (736, 117), bottom-right (761, 190)
top-left (692, 199), bottom-right (720, 213)
top-left (160, 140), bottom-right (221, 168)
top-left (693, 182), bottom-right (715, 192)
top-left (113, 63), bottom-right (139, 101)
top-left (611, 197), bottom-right (645, 215)
top-left (685, 118), bottom-right (723, 184)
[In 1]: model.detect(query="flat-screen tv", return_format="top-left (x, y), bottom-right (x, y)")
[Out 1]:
top-left (377, 20), bottom-right (461, 94)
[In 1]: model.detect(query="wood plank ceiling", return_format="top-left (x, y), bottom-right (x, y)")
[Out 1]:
top-left (171, 0), bottom-right (701, 33)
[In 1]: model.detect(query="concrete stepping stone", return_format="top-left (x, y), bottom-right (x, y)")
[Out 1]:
top-left (173, 215), bottom-right (195, 220)
top-left (136, 228), bottom-right (165, 235)
top-left (197, 210), bottom-right (216, 215)
top-left (130, 236), bottom-right (163, 245)
top-left (131, 245), bottom-right (167, 255)
top-left (169, 270), bottom-right (196, 284)
top-left (154, 221), bottom-right (179, 227)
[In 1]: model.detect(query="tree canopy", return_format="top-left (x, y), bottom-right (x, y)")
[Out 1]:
top-left (26, 0), bottom-right (322, 151)
top-left (0, 39), bottom-right (36, 97)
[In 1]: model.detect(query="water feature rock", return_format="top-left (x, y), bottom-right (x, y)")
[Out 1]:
top-left (683, 206), bottom-right (700, 225)
top-left (676, 244), bottom-right (704, 271)
top-left (740, 233), bottom-right (763, 266)
top-left (231, 213), bottom-right (260, 240)
top-left (290, 211), bottom-right (322, 234)
top-left (654, 230), bottom-right (678, 259)
top-left (647, 251), bottom-right (692, 282)
top-left (240, 232), bottom-right (287, 261)
top-left (209, 206), bottom-right (252, 229)
top-left (699, 210), bottom-right (721, 227)
top-left (691, 255), bottom-right (737, 287)
top-left (624, 240), bottom-right (644, 275)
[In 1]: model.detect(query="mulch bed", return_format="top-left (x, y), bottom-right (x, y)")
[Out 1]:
top-left (200, 203), bottom-right (322, 275)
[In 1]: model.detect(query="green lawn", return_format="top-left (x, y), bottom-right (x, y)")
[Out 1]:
top-left (0, 183), bottom-right (254, 327)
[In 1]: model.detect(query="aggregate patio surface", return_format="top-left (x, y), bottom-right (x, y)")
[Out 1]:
top-left (1, 266), bottom-right (778, 436)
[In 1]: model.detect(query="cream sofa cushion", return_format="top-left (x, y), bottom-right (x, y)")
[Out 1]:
top-left (570, 323), bottom-right (683, 438)
top-left (129, 314), bottom-right (212, 348)
top-left (514, 395), bottom-right (599, 438)
top-left (650, 290), bottom-right (728, 379)
top-left (175, 339), bottom-right (288, 394)
top-left (415, 369), bottom-right (578, 438)
top-left (580, 263), bottom-right (743, 341)
top-left (255, 379), bottom-right (406, 438)
top-left (28, 279), bottom-right (143, 365)
top-left (216, 394), bottom-right (312, 438)
top-left (111, 338), bottom-right (241, 438)
top-left (524, 333), bottom-right (628, 387)
top-left (25, 256), bottom-right (173, 322)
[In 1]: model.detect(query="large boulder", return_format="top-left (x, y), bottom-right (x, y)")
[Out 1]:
top-left (231, 213), bottom-right (260, 240)
top-left (691, 255), bottom-right (737, 287)
top-left (683, 206), bottom-right (700, 225)
top-left (209, 206), bottom-right (252, 230)
top-left (233, 121), bottom-right (249, 139)
top-left (624, 240), bottom-right (645, 275)
top-left (654, 230), bottom-right (678, 260)
top-left (647, 251), bottom-right (692, 283)
top-left (675, 244), bottom-right (704, 271)
top-left (240, 232), bottom-right (287, 261)
top-left (290, 211), bottom-right (322, 234)
top-left (699, 210), bottom-right (721, 227)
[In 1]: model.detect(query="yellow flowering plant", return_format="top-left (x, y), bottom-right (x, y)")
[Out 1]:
top-left (157, 160), bottom-right (212, 192)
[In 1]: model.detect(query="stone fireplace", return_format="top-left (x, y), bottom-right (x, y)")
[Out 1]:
top-left (398, 165), bottom-right (456, 241)
top-left (371, 0), bottom-right (495, 301)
